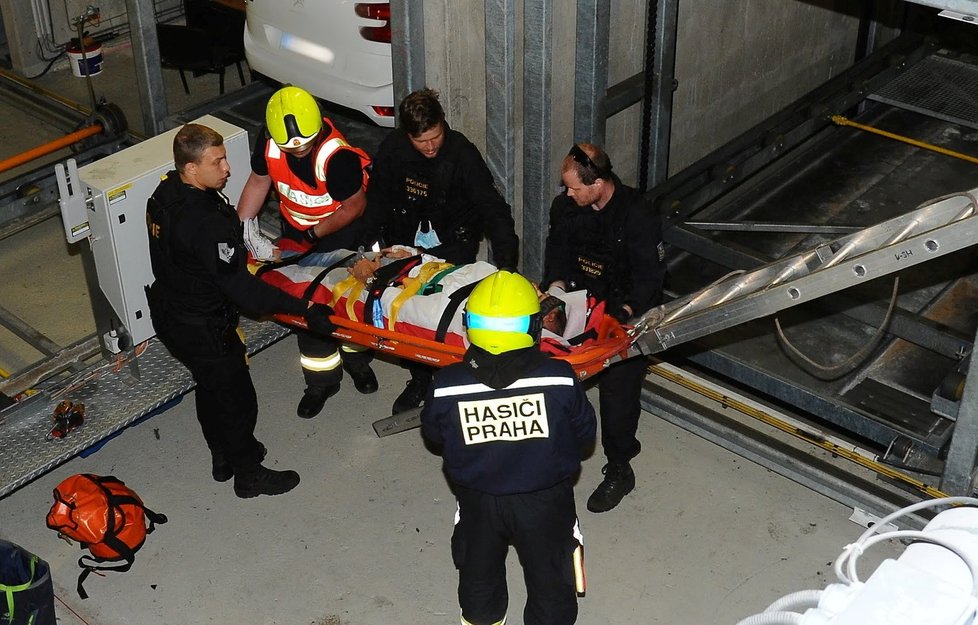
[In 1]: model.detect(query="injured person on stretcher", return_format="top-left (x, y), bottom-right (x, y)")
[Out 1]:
top-left (252, 245), bottom-right (600, 353)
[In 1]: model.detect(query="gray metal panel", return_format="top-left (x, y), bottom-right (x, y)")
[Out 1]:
top-left (0, 318), bottom-right (289, 499)
top-left (485, 0), bottom-right (517, 208)
top-left (685, 347), bottom-right (947, 454)
top-left (904, 0), bottom-right (978, 15)
top-left (390, 1), bottom-right (426, 113)
top-left (573, 0), bottom-right (610, 145)
top-left (942, 347), bottom-right (978, 495)
top-left (641, 379), bottom-right (930, 529)
top-left (868, 55), bottom-right (978, 130)
top-left (522, 0), bottom-right (554, 279)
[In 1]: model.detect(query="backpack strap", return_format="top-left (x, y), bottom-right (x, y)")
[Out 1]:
top-left (435, 280), bottom-right (481, 343)
top-left (74, 475), bottom-right (167, 600)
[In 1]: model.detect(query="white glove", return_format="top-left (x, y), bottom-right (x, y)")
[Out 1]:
top-left (243, 217), bottom-right (278, 262)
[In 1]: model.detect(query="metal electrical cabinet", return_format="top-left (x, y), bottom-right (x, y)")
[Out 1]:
top-left (60, 115), bottom-right (251, 352)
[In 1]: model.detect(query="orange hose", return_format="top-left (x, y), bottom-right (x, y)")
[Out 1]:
top-left (0, 123), bottom-right (103, 173)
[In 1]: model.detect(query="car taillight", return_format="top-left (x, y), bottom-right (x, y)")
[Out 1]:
top-left (371, 105), bottom-right (395, 118)
top-left (355, 3), bottom-right (391, 43)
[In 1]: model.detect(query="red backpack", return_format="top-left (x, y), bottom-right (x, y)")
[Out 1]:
top-left (45, 474), bottom-right (167, 598)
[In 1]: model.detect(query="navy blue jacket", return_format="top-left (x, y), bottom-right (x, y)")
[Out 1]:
top-left (421, 355), bottom-right (596, 495)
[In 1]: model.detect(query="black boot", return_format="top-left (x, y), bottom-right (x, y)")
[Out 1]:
top-left (233, 464), bottom-right (300, 498)
top-left (212, 443), bottom-right (267, 483)
top-left (392, 375), bottom-right (430, 414)
top-left (296, 384), bottom-right (340, 419)
top-left (586, 462), bottom-right (635, 513)
top-left (343, 360), bottom-right (378, 394)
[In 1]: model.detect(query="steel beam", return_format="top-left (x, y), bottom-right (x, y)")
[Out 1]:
top-left (573, 0), bottom-right (610, 145)
top-left (390, 1), bottom-right (426, 112)
top-left (641, 0), bottom-right (679, 190)
top-left (522, 0), bottom-right (554, 279)
top-left (125, 0), bottom-right (168, 135)
top-left (942, 346), bottom-right (978, 494)
top-left (485, 0), bottom-right (517, 209)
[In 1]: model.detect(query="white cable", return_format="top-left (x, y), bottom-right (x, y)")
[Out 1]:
top-left (857, 531), bottom-right (978, 596)
top-left (764, 589), bottom-right (823, 613)
top-left (734, 610), bottom-right (804, 625)
top-left (833, 497), bottom-right (978, 589)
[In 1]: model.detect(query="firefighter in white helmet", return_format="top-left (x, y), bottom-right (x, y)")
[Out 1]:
top-left (421, 270), bottom-right (597, 625)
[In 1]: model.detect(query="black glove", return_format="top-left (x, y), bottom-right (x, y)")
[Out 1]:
top-left (303, 226), bottom-right (320, 243)
top-left (610, 305), bottom-right (632, 324)
top-left (304, 303), bottom-right (337, 336)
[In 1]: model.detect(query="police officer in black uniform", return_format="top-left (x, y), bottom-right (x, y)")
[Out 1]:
top-left (360, 87), bottom-right (520, 416)
top-left (542, 143), bottom-right (666, 513)
top-left (145, 123), bottom-right (336, 498)
top-left (421, 270), bottom-right (596, 625)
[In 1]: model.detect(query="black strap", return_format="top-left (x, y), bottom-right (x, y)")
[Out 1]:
top-left (301, 252), bottom-right (357, 301)
top-left (254, 246), bottom-right (319, 277)
top-left (566, 328), bottom-right (598, 346)
top-left (73, 475), bottom-right (168, 599)
top-left (362, 256), bottom-right (423, 323)
top-left (435, 281), bottom-right (481, 343)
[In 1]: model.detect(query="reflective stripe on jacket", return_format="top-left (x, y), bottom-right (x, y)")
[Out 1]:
top-left (265, 117), bottom-right (370, 229)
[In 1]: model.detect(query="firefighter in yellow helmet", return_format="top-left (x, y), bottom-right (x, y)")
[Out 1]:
top-left (236, 86), bottom-right (377, 418)
top-left (421, 270), bottom-right (597, 625)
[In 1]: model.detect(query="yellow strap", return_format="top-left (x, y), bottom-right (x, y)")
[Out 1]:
top-left (388, 280), bottom-right (423, 330)
top-left (831, 115), bottom-right (978, 165)
top-left (386, 262), bottom-right (454, 330)
top-left (346, 281), bottom-right (366, 321)
top-left (329, 274), bottom-right (360, 317)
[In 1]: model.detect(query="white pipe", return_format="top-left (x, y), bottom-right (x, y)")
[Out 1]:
top-left (765, 589), bottom-right (823, 613)
top-left (735, 610), bottom-right (804, 625)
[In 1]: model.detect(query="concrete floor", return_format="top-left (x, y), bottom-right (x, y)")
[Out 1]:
top-left (0, 39), bottom-right (903, 625)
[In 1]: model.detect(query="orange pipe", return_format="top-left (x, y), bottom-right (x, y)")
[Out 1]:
top-left (0, 123), bottom-right (103, 173)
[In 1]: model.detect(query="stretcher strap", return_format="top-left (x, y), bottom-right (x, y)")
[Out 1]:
top-left (301, 253), bottom-right (356, 301)
top-left (363, 256), bottom-right (424, 329)
top-left (389, 262), bottom-right (455, 330)
top-left (419, 263), bottom-right (462, 295)
top-left (435, 281), bottom-right (481, 343)
top-left (253, 246), bottom-right (318, 277)
top-left (347, 280), bottom-right (367, 321)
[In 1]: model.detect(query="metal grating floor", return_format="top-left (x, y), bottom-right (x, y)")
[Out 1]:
top-left (869, 54), bottom-right (978, 129)
top-left (0, 318), bottom-right (290, 498)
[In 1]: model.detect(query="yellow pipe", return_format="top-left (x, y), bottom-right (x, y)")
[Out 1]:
top-left (832, 115), bottom-right (978, 165)
top-left (648, 362), bottom-right (949, 500)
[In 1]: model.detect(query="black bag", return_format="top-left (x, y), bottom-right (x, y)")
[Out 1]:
top-left (0, 540), bottom-right (56, 625)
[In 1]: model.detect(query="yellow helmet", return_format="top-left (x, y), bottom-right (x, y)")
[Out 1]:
top-left (465, 271), bottom-right (541, 355)
top-left (265, 86), bottom-right (322, 149)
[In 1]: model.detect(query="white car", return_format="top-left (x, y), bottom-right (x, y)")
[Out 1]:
top-left (244, 0), bottom-right (395, 127)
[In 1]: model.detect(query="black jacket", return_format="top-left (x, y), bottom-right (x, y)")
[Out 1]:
top-left (146, 171), bottom-right (307, 322)
top-left (421, 346), bottom-right (596, 495)
top-left (543, 175), bottom-right (665, 316)
top-left (360, 124), bottom-right (519, 268)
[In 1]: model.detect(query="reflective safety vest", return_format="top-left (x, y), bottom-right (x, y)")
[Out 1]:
top-left (265, 117), bottom-right (370, 230)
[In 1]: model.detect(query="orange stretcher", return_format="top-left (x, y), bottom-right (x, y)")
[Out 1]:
top-left (273, 311), bottom-right (637, 382)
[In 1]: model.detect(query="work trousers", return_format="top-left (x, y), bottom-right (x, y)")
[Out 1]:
top-left (597, 354), bottom-right (650, 465)
top-left (155, 319), bottom-right (265, 472)
top-left (452, 481), bottom-right (580, 625)
top-left (281, 225), bottom-right (374, 390)
top-left (296, 329), bottom-right (372, 388)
